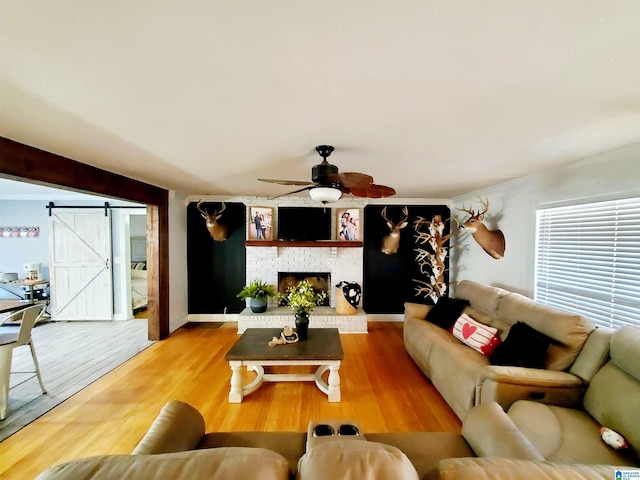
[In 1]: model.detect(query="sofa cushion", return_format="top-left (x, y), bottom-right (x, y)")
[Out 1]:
top-left (568, 326), bottom-right (613, 384)
top-left (490, 321), bottom-right (551, 369)
top-left (366, 432), bottom-right (474, 480)
top-left (497, 292), bottom-right (595, 371)
top-left (429, 340), bottom-right (489, 419)
top-left (454, 280), bottom-right (507, 316)
top-left (404, 316), bottom-right (461, 378)
top-left (35, 448), bottom-right (290, 480)
top-left (609, 325), bottom-right (640, 381)
top-left (425, 297), bottom-right (469, 329)
top-left (296, 440), bottom-right (419, 480)
top-left (199, 431), bottom-right (307, 475)
top-left (438, 458), bottom-right (637, 480)
top-left (583, 328), bottom-right (640, 461)
top-left (507, 400), bottom-right (636, 466)
top-left (451, 314), bottom-right (500, 356)
top-left (461, 402), bottom-right (545, 461)
top-left (463, 305), bottom-right (511, 335)
top-left (404, 302), bottom-right (432, 321)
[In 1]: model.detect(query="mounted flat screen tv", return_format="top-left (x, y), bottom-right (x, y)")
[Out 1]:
top-left (277, 207), bottom-right (332, 241)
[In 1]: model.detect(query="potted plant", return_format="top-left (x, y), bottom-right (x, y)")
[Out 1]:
top-left (237, 279), bottom-right (278, 313)
top-left (279, 280), bottom-right (328, 339)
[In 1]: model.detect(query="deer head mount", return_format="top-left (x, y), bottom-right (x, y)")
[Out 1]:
top-left (381, 206), bottom-right (409, 255)
top-left (197, 201), bottom-right (228, 242)
top-left (457, 197), bottom-right (505, 259)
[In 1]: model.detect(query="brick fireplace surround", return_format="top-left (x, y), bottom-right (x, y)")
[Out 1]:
top-left (243, 197), bottom-right (366, 332)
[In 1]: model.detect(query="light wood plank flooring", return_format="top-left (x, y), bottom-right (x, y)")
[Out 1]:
top-left (0, 322), bottom-right (460, 479)
top-left (0, 319), bottom-right (153, 442)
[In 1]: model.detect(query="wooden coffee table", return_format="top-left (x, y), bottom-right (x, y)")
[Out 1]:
top-left (224, 328), bottom-right (344, 403)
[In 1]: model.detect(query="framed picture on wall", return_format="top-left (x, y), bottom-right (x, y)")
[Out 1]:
top-left (336, 208), bottom-right (361, 241)
top-left (249, 207), bottom-right (273, 240)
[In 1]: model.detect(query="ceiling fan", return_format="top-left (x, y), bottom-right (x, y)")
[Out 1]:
top-left (258, 145), bottom-right (396, 203)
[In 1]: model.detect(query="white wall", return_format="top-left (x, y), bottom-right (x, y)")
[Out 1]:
top-left (0, 201), bottom-right (50, 296)
top-left (168, 191), bottom-right (189, 332)
top-left (451, 144), bottom-right (640, 297)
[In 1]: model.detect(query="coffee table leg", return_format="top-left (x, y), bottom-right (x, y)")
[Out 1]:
top-left (229, 361), bottom-right (243, 403)
top-left (328, 363), bottom-right (341, 402)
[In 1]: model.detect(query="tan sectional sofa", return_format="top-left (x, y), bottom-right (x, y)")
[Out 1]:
top-left (466, 324), bottom-right (640, 467)
top-left (36, 396), bottom-right (638, 479)
top-left (35, 287), bottom-right (640, 478)
top-left (404, 280), bottom-right (611, 419)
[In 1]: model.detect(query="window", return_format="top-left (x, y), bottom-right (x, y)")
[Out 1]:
top-left (535, 196), bottom-right (640, 329)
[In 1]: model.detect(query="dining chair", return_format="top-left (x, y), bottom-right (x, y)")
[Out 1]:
top-left (0, 304), bottom-right (47, 420)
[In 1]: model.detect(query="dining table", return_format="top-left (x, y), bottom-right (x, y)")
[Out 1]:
top-left (0, 300), bottom-right (30, 315)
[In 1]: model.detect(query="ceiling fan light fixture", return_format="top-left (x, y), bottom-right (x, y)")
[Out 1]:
top-left (309, 186), bottom-right (342, 204)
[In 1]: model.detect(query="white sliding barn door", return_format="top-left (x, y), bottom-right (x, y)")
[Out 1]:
top-left (49, 209), bottom-right (113, 321)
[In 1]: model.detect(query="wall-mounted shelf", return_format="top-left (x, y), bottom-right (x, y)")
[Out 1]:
top-left (245, 240), bottom-right (363, 248)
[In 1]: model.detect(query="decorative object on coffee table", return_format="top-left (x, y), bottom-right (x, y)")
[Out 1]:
top-left (279, 280), bottom-right (328, 340)
top-left (237, 279), bottom-right (278, 313)
top-left (268, 325), bottom-right (299, 347)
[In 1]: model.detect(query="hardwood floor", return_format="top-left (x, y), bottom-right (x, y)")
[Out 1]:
top-left (0, 319), bottom-right (153, 442)
top-left (0, 322), bottom-right (460, 479)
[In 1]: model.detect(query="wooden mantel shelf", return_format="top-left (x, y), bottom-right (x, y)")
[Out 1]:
top-left (245, 240), bottom-right (363, 248)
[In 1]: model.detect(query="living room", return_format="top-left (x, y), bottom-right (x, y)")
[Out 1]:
top-left (1, 1), bottom-right (639, 478)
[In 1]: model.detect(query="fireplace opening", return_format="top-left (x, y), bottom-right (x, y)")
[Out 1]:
top-left (278, 272), bottom-right (330, 306)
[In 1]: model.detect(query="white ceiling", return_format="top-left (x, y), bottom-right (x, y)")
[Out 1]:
top-left (1, 1), bottom-right (639, 199)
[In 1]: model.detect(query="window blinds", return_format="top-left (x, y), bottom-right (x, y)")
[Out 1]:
top-left (535, 196), bottom-right (640, 329)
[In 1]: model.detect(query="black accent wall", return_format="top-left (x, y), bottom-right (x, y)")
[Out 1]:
top-left (363, 205), bottom-right (451, 314)
top-left (187, 202), bottom-right (246, 314)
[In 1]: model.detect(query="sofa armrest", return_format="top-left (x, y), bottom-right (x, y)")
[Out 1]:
top-left (437, 458), bottom-right (637, 480)
top-left (404, 302), bottom-right (432, 321)
top-left (475, 366), bottom-right (586, 410)
top-left (478, 365), bottom-right (584, 387)
top-left (461, 402), bottom-right (544, 460)
top-left (133, 401), bottom-right (205, 454)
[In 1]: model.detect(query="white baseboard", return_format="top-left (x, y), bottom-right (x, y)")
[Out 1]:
top-left (186, 313), bottom-right (403, 323)
top-left (187, 313), bottom-right (237, 323)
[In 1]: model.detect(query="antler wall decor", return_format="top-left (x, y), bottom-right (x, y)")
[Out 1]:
top-left (196, 201), bottom-right (228, 242)
top-left (412, 214), bottom-right (451, 303)
top-left (456, 197), bottom-right (505, 259)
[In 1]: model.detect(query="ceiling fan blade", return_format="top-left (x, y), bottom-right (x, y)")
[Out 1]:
top-left (349, 184), bottom-right (396, 198)
top-left (267, 185), bottom-right (314, 200)
top-left (330, 172), bottom-right (374, 189)
top-left (258, 178), bottom-right (315, 186)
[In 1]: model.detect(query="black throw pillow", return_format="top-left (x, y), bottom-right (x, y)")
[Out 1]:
top-left (425, 297), bottom-right (470, 330)
top-left (490, 321), bottom-right (552, 369)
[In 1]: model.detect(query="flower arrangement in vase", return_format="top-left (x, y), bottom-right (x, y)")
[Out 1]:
top-left (279, 280), bottom-right (328, 339)
top-left (237, 279), bottom-right (278, 313)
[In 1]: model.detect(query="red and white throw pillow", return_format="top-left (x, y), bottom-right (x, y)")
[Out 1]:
top-left (451, 313), bottom-right (501, 356)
